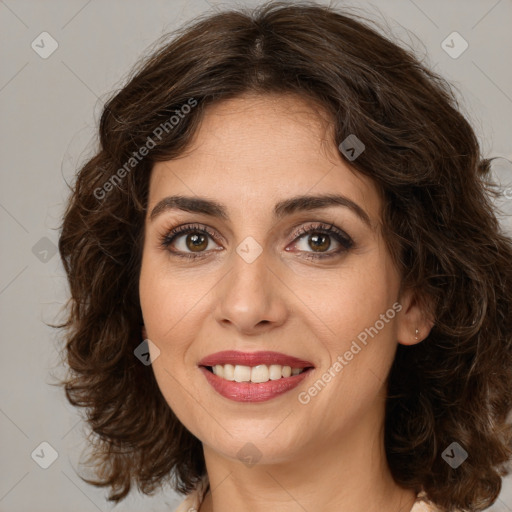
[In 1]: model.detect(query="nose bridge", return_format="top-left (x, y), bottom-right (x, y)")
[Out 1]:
top-left (214, 242), bottom-right (288, 331)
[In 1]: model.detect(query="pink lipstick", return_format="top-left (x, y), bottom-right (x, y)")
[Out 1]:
top-left (198, 350), bottom-right (314, 402)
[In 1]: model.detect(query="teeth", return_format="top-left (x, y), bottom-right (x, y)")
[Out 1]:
top-left (211, 364), bottom-right (307, 383)
top-left (269, 364), bottom-right (282, 380)
top-left (234, 365), bottom-right (251, 382)
top-left (223, 364), bottom-right (235, 380)
top-left (251, 364), bottom-right (269, 383)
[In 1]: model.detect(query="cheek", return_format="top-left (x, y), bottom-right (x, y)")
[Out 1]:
top-left (139, 252), bottom-right (213, 382)
top-left (312, 252), bottom-right (399, 377)
top-left (139, 258), bottom-right (198, 422)
top-left (307, 257), bottom-right (396, 336)
top-left (139, 252), bottom-right (200, 337)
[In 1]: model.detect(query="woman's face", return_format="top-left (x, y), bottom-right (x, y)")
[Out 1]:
top-left (139, 93), bottom-right (424, 467)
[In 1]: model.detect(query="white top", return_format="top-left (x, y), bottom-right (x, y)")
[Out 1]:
top-left (174, 475), bottom-right (443, 512)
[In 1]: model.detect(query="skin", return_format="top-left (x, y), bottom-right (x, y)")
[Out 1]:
top-left (139, 93), bottom-right (434, 512)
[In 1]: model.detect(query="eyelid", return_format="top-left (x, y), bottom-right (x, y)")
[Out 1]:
top-left (159, 221), bottom-right (354, 259)
top-left (159, 223), bottom-right (221, 250)
top-left (290, 222), bottom-right (353, 246)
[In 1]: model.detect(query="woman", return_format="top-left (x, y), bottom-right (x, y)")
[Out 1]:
top-left (56, 2), bottom-right (512, 511)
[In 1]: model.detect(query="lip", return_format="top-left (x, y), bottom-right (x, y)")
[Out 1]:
top-left (199, 366), bottom-right (314, 402)
top-left (198, 350), bottom-right (314, 368)
top-left (197, 351), bottom-right (315, 403)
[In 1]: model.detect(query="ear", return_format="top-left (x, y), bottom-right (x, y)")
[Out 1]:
top-left (395, 287), bottom-right (435, 346)
top-left (141, 324), bottom-right (148, 340)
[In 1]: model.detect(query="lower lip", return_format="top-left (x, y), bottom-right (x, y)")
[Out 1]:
top-left (199, 366), bottom-right (313, 402)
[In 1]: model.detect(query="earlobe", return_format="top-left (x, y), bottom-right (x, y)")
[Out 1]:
top-left (395, 289), bottom-right (435, 346)
top-left (398, 319), bottom-right (434, 347)
top-left (141, 324), bottom-right (148, 340)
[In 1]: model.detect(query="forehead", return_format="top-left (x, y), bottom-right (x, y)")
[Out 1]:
top-left (148, 93), bottom-right (381, 225)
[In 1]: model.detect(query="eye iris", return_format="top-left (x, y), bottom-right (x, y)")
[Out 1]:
top-left (309, 233), bottom-right (330, 252)
top-left (186, 233), bottom-right (208, 252)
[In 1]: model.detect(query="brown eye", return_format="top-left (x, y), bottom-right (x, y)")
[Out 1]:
top-left (160, 224), bottom-right (221, 259)
top-left (307, 233), bottom-right (331, 252)
top-left (186, 233), bottom-right (209, 252)
top-left (294, 231), bottom-right (340, 254)
top-left (288, 223), bottom-right (354, 260)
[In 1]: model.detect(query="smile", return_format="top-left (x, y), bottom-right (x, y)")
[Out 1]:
top-left (197, 350), bottom-right (315, 402)
top-left (206, 363), bottom-right (307, 383)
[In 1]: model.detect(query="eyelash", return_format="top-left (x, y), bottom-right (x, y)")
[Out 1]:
top-left (159, 222), bottom-right (354, 261)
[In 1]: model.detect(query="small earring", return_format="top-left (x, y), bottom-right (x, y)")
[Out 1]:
top-left (414, 328), bottom-right (419, 341)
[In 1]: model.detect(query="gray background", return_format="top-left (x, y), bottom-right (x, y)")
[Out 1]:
top-left (1, 0), bottom-right (511, 511)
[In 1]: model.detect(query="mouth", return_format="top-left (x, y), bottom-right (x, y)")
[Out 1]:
top-left (197, 351), bottom-right (315, 402)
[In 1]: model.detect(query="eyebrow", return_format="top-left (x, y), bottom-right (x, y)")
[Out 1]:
top-left (149, 193), bottom-right (373, 228)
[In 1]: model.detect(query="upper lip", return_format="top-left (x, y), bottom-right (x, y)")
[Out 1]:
top-left (198, 350), bottom-right (314, 368)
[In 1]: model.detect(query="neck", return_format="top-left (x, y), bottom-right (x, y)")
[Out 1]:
top-left (199, 405), bottom-right (417, 512)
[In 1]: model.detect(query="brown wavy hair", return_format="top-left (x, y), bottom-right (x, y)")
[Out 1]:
top-left (55, 1), bottom-right (512, 510)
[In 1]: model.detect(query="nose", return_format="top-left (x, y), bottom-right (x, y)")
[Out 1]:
top-left (213, 247), bottom-right (290, 335)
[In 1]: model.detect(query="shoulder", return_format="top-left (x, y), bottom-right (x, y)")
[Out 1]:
top-left (173, 480), bottom-right (446, 512)
top-left (173, 475), bottom-right (209, 512)
top-left (411, 491), bottom-right (447, 512)
top-left (410, 501), bottom-right (438, 512)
